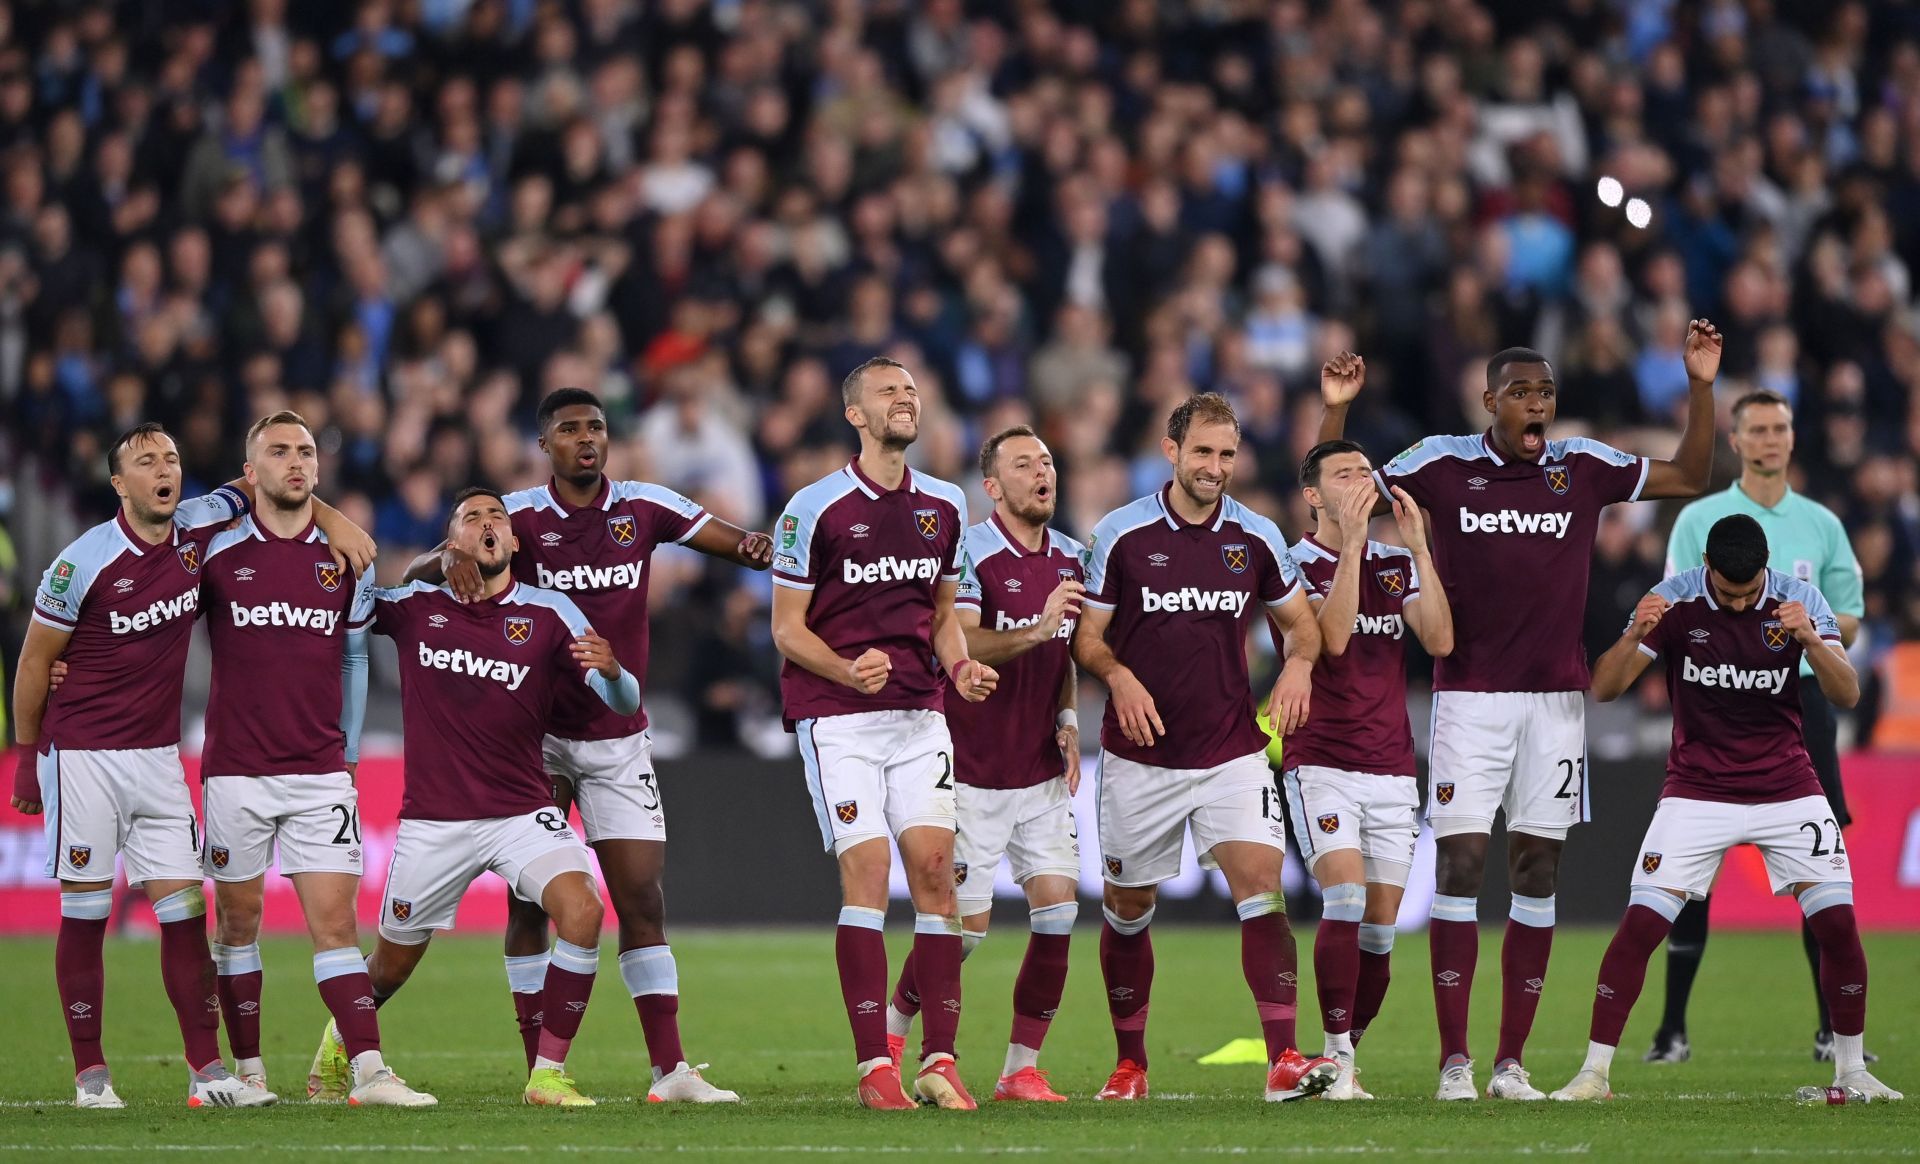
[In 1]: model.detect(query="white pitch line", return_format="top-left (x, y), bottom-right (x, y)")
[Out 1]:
top-left (0, 1147), bottom-right (1913, 1159)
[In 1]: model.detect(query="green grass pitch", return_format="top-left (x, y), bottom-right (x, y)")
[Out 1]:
top-left (0, 926), bottom-right (1914, 1160)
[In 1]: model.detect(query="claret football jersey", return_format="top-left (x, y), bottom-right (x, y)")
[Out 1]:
top-left (200, 517), bottom-right (375, 777)
top-left (1375, 432), bottom-right (1648, 694)
top-left (33, 487), bottom-right (248, 751)
top-left (1282, 536), bottom-right (1420, 777)
top-left (1083, 486), bottom-right (1303, 770)
top-left (773, 459), bottom-right (967, 724)
top-left (1637, 567), bottom-right (1842, 805)
top-left (946, 514), bottom-right (1085, 790)
top-left (503, 476), bottom-right (710, 741)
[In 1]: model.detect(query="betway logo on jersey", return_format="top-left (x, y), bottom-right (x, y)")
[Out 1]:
top-left (109, 589), bottom-right (199, 634)
top-left (1458, 508), bottom-right (1572, 539)
top-left (1139, 587), bottom-right (1250, 615)
top-left (535, 561), bottom-right (643, 592)
top-left (1681, 656), bottom-right (1791, 694)
top-left (1354, 612), bottom-right (1404, 639)
top-left (842, 556), bottom-right (941, 584)
top-left (416, 642), bottom-right (530, 690)
top-left (229, 601), bottom-right (341, 634)
top-left (994, 610), bottom-right (1076, 639)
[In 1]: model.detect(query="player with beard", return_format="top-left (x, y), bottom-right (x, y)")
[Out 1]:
top-left (883, 426), bottom-right (1085, 1102)
top-left (13, 421), bottom-right (374, 1109)
top-left (406, 387), bottom-right (770, 1102)
top-left (1317, 326), bottom-right (1722, 1101)
top-left (342, 488), bottom-right (637, 1107)
top-left (197, 412), bottom-right (433, 1107)
top-left (771, 357), bottom-right (997, 1110)
top-left (1075, 393), bottom-right (1335, 1103)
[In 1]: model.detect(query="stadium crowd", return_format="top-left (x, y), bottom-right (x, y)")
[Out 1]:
top-left (1, 0), bottom-right (1917, 750)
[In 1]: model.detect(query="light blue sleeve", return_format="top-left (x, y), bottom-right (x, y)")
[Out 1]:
top-left (341, 627), bottom-right (369, 764)
top-left (173, 484), bottom-right (250, 530)
top-left (587, 666), bottom-right (642, 716)
top-left (1819, 511), bottom-right (1866, 618)
top-left (1664, 503), bottom-right (1706, 579)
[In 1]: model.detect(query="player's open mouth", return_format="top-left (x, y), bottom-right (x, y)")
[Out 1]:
top-left (577, 450), bottom-right (597, 466)
top-left (482, 529), bottom-right (498, 551)
top-left (1521, 423), bottom-right (1545, 454)
top-left (1034, 483), bottom-right (1051, 501)
top-left (154, 484), bottom-right (174, 501)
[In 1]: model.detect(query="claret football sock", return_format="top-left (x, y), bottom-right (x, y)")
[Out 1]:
top-left (505, 953), bottom-right (549, 1072)
top-left (1351, 922), bottom-right (1396, 1046)
top-left (1495, 893), bottom-right (1556, 1067)
top-left (1100, 907), bottom-right (1154, 1069)
top-left (913, 913), bottom-right (963, 1061)
top-left (313, 947), bottom-right (382, 1061)
top-left (212, 942), bottom-right (265, 1065)
top-left (1799, 885), bottom-right (1868, 1045)
top-left (1315, 884), bottom-right (1365, 1042)
top-left (1236, 894), bottom-right (1299, 1061)
top-left (1009, 903), bottom-right (1074, 1059)
top-left (836, 907), bottom-right (890, 1063)
top-left (618, 945), bottom-right (685, 1075)
top-left (1589, 891), bottom-right (1681, 1047)
top-left (1428, 894), bottom-right (1478, 1064)
top-left (57, 890), bottom-right (112, 1075)
top-left (887, 949), bottom-right (921, 1036)
top-left (152, 887), bottom-right (223, 1072)
top-left (534, 939), bottom-right (599, 1066)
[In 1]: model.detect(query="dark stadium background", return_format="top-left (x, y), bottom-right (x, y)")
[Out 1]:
top-left (0, 0), bottom-right (1916, 930)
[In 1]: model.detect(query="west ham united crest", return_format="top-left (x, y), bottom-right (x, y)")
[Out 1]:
top-left (1543, 463), bottom-right (1571, 495)
top-left (389, 899), bottom-right (413, 922)
top-left (67, 844), bottom-right (92, 869)
top-left (835, 800), bottom-right (859, 825)
top-left (1221, 543), bottom-right (1249, 574)
top-left (210, 846), bottom-right (230, 869)
top-left (607, 514), bottom-right (637, 547)
top-left (503, 615), bottom-right (534, 645)
top-left (1317, 813), bottom-right (1341, 834)
top-left (914, 508), bottom-right (940, 539)
top-left (1762, 620), bottom-right (1789, 651)
top-left (1434, 782), bottom-right (1455, 806)
top-left (953, 862), bottom-right (968, 886)
top-left (314, 561), bottom-right (342, 592)
top-left (177, 543), bottom-right (201, 574)
top-left (1377, 567), bottom-right (1406, 597)
top-left (1642, 852), bottom-right (1663, 874)
top-left (1104, 855), bottom-right (1123, 877)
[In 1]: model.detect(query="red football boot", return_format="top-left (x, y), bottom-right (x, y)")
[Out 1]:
top-left (857, 1061), bottom-right (916, 1110)
top-left (1265, 1048), bottom-right (1339, 1102)
top-left (993, 1066), bottom-right (1067, 1102)
top-left (1095, 1059), bottom-right (1148, 1101)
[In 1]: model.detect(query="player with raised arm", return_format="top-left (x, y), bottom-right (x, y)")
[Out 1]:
top-left (1317, 327), bottom-right (1722, 1101)
top-left (197, 412), bottom-right (432, 1107)
top-left (324, 487), bottom-right (635, 1107)
top-left (882, 426), bottom-right (1085, 1103)
top-left (1647, 390), bottom-right (1869, 1066)
top-left (770, 356), bottom-right (997, 1111)
top-left (405, 388), bottom-right (770, 1102)
top-left (1550, 515), bottom-right (1899, 1103)
top-left (1283, 438), bottom-right (1454, 1100)
top-left (11, 421), bottom-right (373, 1110)
top-left (1074, 392), bottom-right (1335, 1104)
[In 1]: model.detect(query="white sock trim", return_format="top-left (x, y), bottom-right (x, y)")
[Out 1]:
top-left (1508, 893), bottom-right (1556, 928)
top-left (617, 945), bottom-right (678, 997)
top-left (1628, 886), bottom-right (1684, 922)
top-left (1321, 883), bottom-right (1366, 923)
top-left (151, 886), bottom-right (205, 924)
top-left (838, 905), bottom-right (886, 931)
top-left (60, 889), bottom-right (113, 921)
top-left (1234, 892), bottom-right (1285, 921)
top-left (914, 911), bottom-right (960, 936)
top-left (549, 939), bottom-right (599, 975)
top-left (1358, 922), bottom-right (1396, 954)
top-left (505, 952), bottom-right (550, 994)
top-left (1029, 901), bottom-right (1077, 936)
top-left (213, 942), bottom-right (264, 975)
top-left (1430, 894), bottom-right (1477, 924)
top-left (313, 947), bottom-right (367, 983)
top-left (1797, 882), bottom-right (1852, 918)
top-left (1101, 905), bottom-right (1154, 935)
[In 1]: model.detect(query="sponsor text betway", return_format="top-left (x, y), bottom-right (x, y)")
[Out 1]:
top-left (1458, 508), bottom-right (1571, 539)
top-left (230, 601), bottom-right (341, 633)
top-left (417, 641), bottom-right (531, 690)
top-left (110, 589), bottom-right (199, 633)
top-left (1681, 656), bottom-right (1791, 694)
top-left (537, 561), bottom-right (643, 591)
top-left (843, 556), bottom-right (941, 583)
top-left (1140, 587), bottom-right (1250, 614)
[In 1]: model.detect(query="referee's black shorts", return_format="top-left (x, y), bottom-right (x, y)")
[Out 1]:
top-left (1801, 681), bottom-right (1849, 829)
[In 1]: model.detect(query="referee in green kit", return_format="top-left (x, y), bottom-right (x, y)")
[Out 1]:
top-left (1644, 389), bottom-right (1867, 1066)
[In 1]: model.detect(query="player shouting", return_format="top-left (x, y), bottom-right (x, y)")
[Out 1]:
top-left (884, 426), bottom-right (1085, 1102)
top-left (1075, 392), bottom-right (1336, 1103)
top-left (1551, 514), bottom-right (1900, 1103)
top-left (197, 412), bottom-right (432, 1106)
top-left (771, 357), bottom-right (996, 1110)
top-left (12, 421), bottom-right (373, 1110)
top-left (1318, 325), bottom-right (1722, 1101)
top-left (334, 488), bottom-right (636, 1107)
top-left (1284, 438), bottom-right (1453, 1100)
top-left (409, 387), bottom-right (770, 1102)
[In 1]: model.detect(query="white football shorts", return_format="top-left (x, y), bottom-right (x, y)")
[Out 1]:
top-left (544, 731), bottom-right (665, 844)
top-left (1281, 765), bottom-right (1420, 887)
top-left (1096, 750), bottom-right (1285, 888)
top-left (41, 744), bottom-right (200, 885)
top-left (797, 709), bottom-right (958, 856)
top-left (952, 778), bottom-right (1081, 915)
top-left (202, 772), bottom-right (363, 881)
top-left (1631, 794), bottom-right (1852, 900)
top-left (1426, 690), bottom-right (1588, 840)
top-left (379, 807), bottom-right (593, 940)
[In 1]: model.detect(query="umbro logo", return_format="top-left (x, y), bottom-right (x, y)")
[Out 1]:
top-left (541, 532), bottom-right (563, 545)
top-left (233, 568), bottom-right (255, 581)
top-left (1525, 977), bottom-right (1544, 993)
top-left (1690, 629), bottom-right (1711, 640)
top-left (856, 1000), bottom-right (880, 1013)
top-left (428, 614), bottom-right (448, 627)
top-left (942, 998), bottom-right (961, 1014)
top-left (238, 1001), bottom-right (260, 1014)
top-left (1005, 578), bottom-right (1022, 591)
top-left (1109, 986), bottom-right (1134, 1000)
top-left (114, 578), bottom-right (135, 593)
top-left (1278, 971), bottom-right (1298, 986)
top-left (1328, 1008), bottom-right (1347, 1020)
top-left (355, 995), bottom-right (376, 1010)
top-left (1467, 477), bottom-right (1488, 489)
top-left (68, 1001), bottom-right (92, 1017)
top-left (1842, 983), bottom-right (1864, 995)
top-left (1436, 970), bottom-right (1461, 985)
top-left (1148, 553), bottom-right (1170, 565)
top-left (1597, 984), bottom-right (1615, 998)
top-left (567, 1001), bottom-right (587, 1012)
top-left (851, 524), bottom-right (870, 534)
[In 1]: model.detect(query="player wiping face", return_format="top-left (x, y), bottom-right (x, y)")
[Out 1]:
top-left (444, 493), bottom-right (620, 675)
